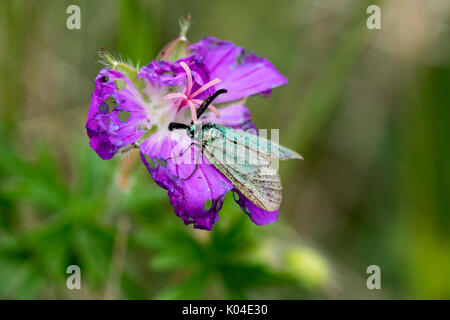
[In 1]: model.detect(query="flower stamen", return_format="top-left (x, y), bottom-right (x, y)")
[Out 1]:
top-left (190, 78), bottom-right (221, 98)
top-left (187, 100), bottom-right (198, 122)
top-left (165, 61), bottom-right (221, 122)
top-left (207, 104), bottom-right (221, 117)
top-left (179, 62), bottom-right (193, 97)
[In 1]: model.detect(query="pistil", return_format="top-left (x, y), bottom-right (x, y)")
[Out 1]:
top-left (165, 62), bottom-right (221, 122)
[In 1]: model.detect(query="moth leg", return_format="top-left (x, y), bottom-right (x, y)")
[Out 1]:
top-left (164, 142), bottom-right (195, 162)
top-left (120, 142), bottom-right (139, 154)
top-left (180, 146), bottom-right (203, 181)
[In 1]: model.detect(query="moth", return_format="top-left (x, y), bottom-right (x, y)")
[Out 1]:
top-left (168, 89), bottom-right (302, 212)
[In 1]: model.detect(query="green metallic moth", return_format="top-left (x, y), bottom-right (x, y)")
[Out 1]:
top-left (168, 89), bottom-right (302, 212)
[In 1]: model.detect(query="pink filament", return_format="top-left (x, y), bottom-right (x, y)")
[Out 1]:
top-left (165, 61), bottom-right (221, 122)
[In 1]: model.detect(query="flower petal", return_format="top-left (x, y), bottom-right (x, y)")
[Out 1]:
top-left (139, 131), bottom-right (232, 230)
top-left (86, 69), bottom-right (149, 160)
top-left (138, 56), bottom-right (215, 99)
top-left (199, 104), bottom-right (256, 133)
top-left (190, 37), bottom-right (288, 103)
top-left (233, 190), bottom-right (279, 225)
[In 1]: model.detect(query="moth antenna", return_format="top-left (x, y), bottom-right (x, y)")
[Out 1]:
top-left (196, 89), bottom-right (227, 120)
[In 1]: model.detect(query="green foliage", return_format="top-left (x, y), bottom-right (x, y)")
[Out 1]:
top-left (0, 0), bottom-right (449, 299)
top-left (0, 140), bottom-right (327, 298)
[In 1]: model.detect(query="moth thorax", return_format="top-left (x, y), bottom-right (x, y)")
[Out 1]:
top-left (192, 127), bottom-right (204, 141)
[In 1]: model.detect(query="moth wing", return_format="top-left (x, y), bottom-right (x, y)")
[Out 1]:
top-left (217, 125), bottom-right (303, 160)
top-left (204, 135), bottom-right (282, 212)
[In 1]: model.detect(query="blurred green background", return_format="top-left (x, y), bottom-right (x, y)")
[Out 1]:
top-left (0, 0), bottom-right (449, 299)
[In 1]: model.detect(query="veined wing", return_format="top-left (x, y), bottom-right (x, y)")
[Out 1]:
top-left (203, 133), bottom-right (282, 212)
top-left (216, 125), bottom-right (302, 161)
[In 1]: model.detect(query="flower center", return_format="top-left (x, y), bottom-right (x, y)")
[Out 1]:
top-left (164, 62), bottom-right (221, 122)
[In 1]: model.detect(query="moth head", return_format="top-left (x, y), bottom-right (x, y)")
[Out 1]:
top-left (187, 124), bottom-right (196, 137)
top-left (168, 122), bottom-right (189, 132)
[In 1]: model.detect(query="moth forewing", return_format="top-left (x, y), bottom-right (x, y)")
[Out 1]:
top-left (187, 122), bottom-right (299, 212)
top-left (203, 140), bottom-right (282, 212)
top-left (209, 163), bottom-right (282, 212)
top-left (207, 132), bottom-right (270, 167)
top-left (219, 126), bottom-right (302, 161)
top-left (229, 134), bottom-right (263, 166)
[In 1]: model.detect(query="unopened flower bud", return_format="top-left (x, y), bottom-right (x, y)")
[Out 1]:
top-left (156, 16), bottom-right (191, 61)
top-left (99, 46), bottom-right (146, 97)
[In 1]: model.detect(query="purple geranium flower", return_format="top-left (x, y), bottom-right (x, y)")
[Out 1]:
top-left (86, 34), bottom-right (287, 230)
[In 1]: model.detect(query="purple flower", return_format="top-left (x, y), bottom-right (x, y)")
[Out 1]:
top-left (86, 36), bottom-right (288, 230)
top-left (190, 37), bottom-right (288, 103)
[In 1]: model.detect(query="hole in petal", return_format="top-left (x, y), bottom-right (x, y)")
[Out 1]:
top-left (209, 41), bottom-right (219, 49)
top-left (98, 102), bottom-right (108, 113)
top-left (143, 154), bottom-right (157, 169)
top-left (236, 53), bottom-right (244, 65)
top-left (203, 200), bottom-right (213, 211)
top-left (118, 110), bottom-right (130, 122)
top-left (155, 158), bottom-right (167, 167)
top-left (232, 190), bottom-right (241, 203)
top-left (101, 76), bottom-right (109, 82)
top-left (104, 96), bottom-right (116, 113)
